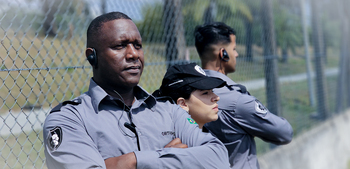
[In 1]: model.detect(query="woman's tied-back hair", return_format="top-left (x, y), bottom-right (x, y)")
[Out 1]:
top-left (160, 85), bottom-right (196, 101)
top-left (194, 22), bottom-right (236, 56)
top-left (86, 12), bottom-right (132, 48)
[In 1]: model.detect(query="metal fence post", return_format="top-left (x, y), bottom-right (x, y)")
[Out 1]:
top-left (261, 0), bottom-right (281, 117)
top-left (311, 0), bottom-right (329, 120)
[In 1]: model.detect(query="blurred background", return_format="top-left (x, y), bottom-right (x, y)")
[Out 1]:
top-left (0, 0), bottom-right (349, 168)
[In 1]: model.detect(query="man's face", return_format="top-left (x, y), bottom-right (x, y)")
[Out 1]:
top-left (223, 34), bottom-right (239, 73)
top-left (94, 19), bottom-right (144, 90)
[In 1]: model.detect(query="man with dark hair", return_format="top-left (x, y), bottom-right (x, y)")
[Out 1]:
top-left (194, 22), bottom-right (293, 169)
top-left (43, 12), bottom-right (230, 169)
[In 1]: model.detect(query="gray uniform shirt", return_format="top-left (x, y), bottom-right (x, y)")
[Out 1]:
top-left (43, 79), bottom-right (230, 169)
top-left (204, 70), bottom-right (293, 169)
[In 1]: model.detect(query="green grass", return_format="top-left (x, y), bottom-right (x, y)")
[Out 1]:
top-left (0, 131), bottom-right (47, 169)
top-left (0, 30), bottom-right (343, 168)
top-left (0, 29), bottom-right (91, 114)
top-left (253, 75), bottom-right (338, 155)
top-left (1, 74), bottom-right (340, 168)
top-left (0, 28), bottom-right (340, 114)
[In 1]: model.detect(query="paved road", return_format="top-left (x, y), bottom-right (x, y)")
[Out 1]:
top-left (0, 108), bottom-right (50, 136)
top-left (240, 68), bottom-right (338, 90)
top-left (0, 68), bottom-right (339, 136)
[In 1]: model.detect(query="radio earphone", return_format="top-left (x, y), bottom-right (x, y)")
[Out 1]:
top-left (87, 48), bottom-right (98, 68)
top-left (221, 49), bottom-right (230, 62)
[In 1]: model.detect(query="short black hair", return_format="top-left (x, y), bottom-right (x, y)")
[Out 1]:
top-left (86, 12), bottom-right (132, 48)
top-left (194, 22), bottom-right (236, 56)
top-left (160, 85), bottom-right (196, 101)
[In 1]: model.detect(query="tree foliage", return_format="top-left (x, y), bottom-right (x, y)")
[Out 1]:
top-left (273, 0), bottom-right (303, 60)
top-left (41, 0), bottom-right (90, 37)
top-left (136, 3), bottom-right (164, 43)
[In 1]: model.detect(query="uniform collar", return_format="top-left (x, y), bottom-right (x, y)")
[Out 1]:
top-left (204, 69), bottom-right (236, 86)
top-left (88, 78), bottom-right (156, 113)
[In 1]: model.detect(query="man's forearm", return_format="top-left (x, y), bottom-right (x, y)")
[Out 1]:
top-left (105, 152), bottom-right (137, 169)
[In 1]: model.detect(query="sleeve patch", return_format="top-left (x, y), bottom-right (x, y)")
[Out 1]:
top-left (255, 99), bottom-right (268, 115)
top-left (47, 126), bottom-right (63, 151)
top-left (187, 118), bottom-right (197, 124)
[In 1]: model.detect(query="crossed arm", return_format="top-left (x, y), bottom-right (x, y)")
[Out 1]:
top-left (105, 138), bottom-right (188, 169)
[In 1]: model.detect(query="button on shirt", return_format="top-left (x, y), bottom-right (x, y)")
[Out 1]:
top-left (43, 78), bottom-right (230, 169)
top-left (204, 70), bottom-right (293, 169)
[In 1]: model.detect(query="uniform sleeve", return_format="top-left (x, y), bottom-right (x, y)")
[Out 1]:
top-left (134, 106), bottom-right (230, 169)
top-left (43, 106), bottom-right (106, 169)
top-left (234, 94), bottom-right (293, 145)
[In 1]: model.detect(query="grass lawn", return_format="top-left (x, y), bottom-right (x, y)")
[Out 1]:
top-left (0, 74), bottom-right (340, 168)
top-left (254, 75), bottom-right (338, 155)
top-left (0, 31), bottom-right (343, 168)
top-left (0, 29), bottom-right (340, 114)
top-left (0, 130), bottom-right (47, 169)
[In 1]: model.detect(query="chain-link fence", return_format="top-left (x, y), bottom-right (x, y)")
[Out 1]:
top-left (0, 0), bottom-right (349, 168)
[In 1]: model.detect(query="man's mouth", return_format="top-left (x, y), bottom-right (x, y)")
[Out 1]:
top-left (125, 65), bottom-right (141, 69)
top-left (125, 65), bottom-right (142, 73)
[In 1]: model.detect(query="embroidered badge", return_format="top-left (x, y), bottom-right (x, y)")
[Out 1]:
top-left (187, 118), bottom-right (197, 124)
top-left (255, 99), bottom-right (268, 115)
top-left (48, 126), bottom-right (62, 151)
top-left (194, 65), bottom-right (206, 76)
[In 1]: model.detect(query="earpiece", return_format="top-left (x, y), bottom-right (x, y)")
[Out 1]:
top-left (221, 49), bottom-right (230, 62)
top-left (87, 48), bottom-right (97, 68)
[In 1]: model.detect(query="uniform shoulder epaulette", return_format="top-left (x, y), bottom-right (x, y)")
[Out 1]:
top-left (202, 126), bottom-right (209, 133)
top-left (154, 96), bottom-right (176, 104)
top-left (151, 89), bottom-right (176, 104)
top-left (50, 98), bottom-right (82, 114)
top-left (232, 84), bottom-right (250, 95)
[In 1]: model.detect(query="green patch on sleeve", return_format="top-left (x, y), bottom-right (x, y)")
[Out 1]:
top-left (187, 118), bottom-right (197, 124)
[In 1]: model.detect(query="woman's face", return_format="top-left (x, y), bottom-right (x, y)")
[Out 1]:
top-left (185, 89), bottom-right (220, 128)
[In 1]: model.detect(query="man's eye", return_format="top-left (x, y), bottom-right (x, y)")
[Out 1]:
top-left (114, 45), bottom-right (124, 49)
top-left (202, 92), bottom-right (209, 95)
top-left (134, 44), bottom-right (142, 49)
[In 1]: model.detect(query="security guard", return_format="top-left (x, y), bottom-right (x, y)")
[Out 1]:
top-left (43, 12), bottom-right (229, 169)
top-left (194, 22), bottom-right (293, 169)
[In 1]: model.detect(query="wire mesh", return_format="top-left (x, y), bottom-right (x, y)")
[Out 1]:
top-left (0, 0), bottom-right (349, 168)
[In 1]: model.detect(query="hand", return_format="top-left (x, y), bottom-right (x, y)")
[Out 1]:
top-left (164, 138), bottom-right (188, 148)
top-left (105, 152), bottom-right (136, 169)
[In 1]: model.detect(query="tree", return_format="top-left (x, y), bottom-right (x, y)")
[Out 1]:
top-left (182, 0), bottom-right (254, 60)
top-left (163, 0), bottom-right (187, 68)
top-left (102, 0), bottom-right (107, 14)
top-left (261, 0), bottom-right (281, 117)
top-left (136, 4), bottom-right (164, 43)
top-left (203, 0), bottom-right (216, 24)
top-left (41, 0), bottom-right (89, 37)
top-left (42, 0), bottom-right (60, 36)
top-left (310, 0), bottom-right (329, 120)
top-left (243, 0), bottom-right (260, 62)
top-left (273, 0), bottom-right (303, 63)
top-left (335, 0), bottom-right (350, 113)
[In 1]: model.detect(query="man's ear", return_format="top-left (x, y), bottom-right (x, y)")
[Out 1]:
top-left (177, 97), bottom-right (190, 113)
top-left (85, 48), bottom-right (94, 59)
top-left (219, 48), bottom-right (225, 60)
top-left (86, 48), bottom-right (97, 68)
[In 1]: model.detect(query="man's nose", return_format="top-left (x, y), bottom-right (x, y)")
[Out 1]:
top-left (126, 44), bottom-right (139, 60)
